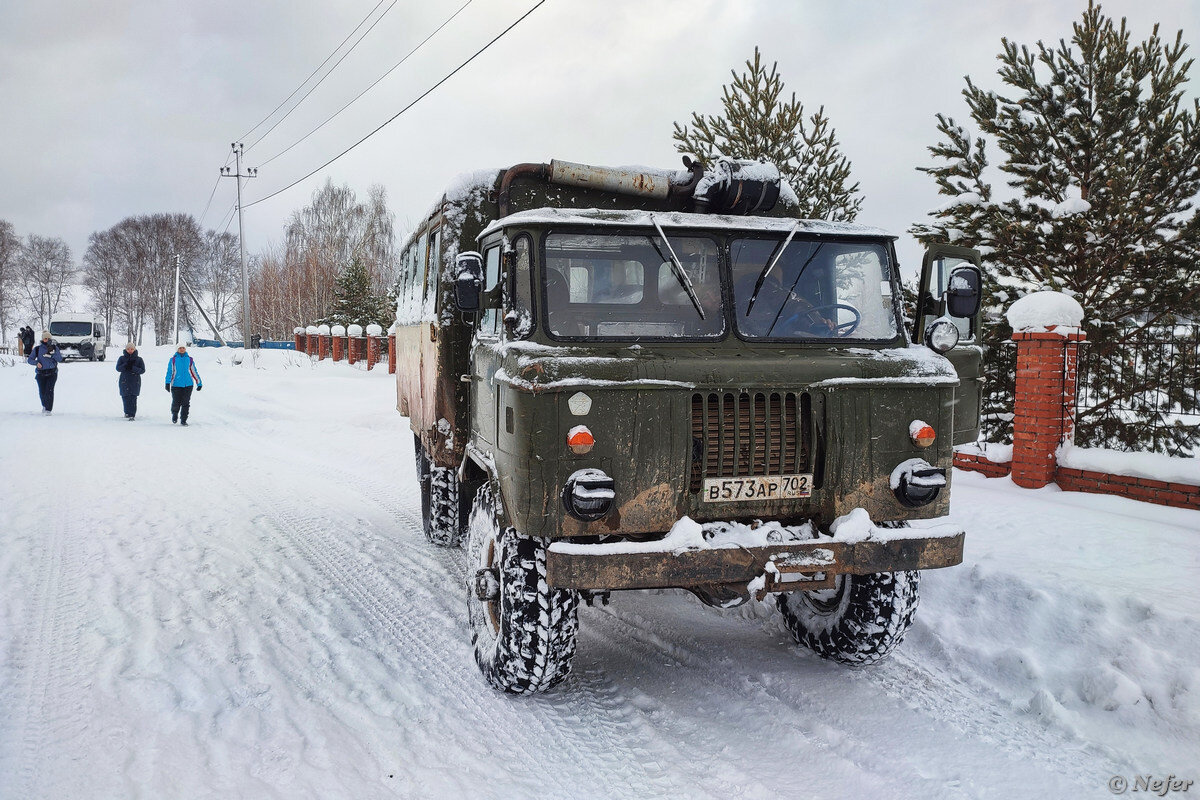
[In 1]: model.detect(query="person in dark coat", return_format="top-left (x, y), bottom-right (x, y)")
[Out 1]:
top-left (165, 342), bottom-right (202, 426)
top-left (20, 326), bottom-right (34, 356)
top-left (116, 342), bottom-right (146, 420)
top-left (27, 330), bottom-right (64, 415)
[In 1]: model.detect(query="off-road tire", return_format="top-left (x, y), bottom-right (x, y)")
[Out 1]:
top-left (415, 435), bottom-right (463, 547)
top-left (467, 484), bottom-right (579, 694)
top-left (776, 570), bottom-right (920, 665)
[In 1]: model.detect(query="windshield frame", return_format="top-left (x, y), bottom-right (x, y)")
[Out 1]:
top-left (537, 226), bottom-right (728, 343)
top-left (729, 234), bottom-right (906, 345)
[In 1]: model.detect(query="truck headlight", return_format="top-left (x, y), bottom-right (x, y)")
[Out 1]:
top-left (891, 458), bottom-right (947, 508)
top-left (925, 318), bottom-right (960, 354)
top-left (562, 468), bottom-right (615, 521)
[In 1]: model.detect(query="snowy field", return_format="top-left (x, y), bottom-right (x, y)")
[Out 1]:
top-left (1, 346), bottom-right (1197, 799)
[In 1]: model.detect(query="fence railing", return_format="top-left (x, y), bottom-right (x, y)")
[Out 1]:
top-left (1075, 323), bottom-right (1200, 457)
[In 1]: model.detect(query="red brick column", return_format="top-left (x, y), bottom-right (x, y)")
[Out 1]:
top-left (387, 334), bottom-right (396, 375)
top-left (317, 336), bottom-right (329, 360)
top-left (294, 330), bottom-right (304, 352)
top-left (348, 337), bottom-right (361, 365)
top-left (305, 333), bottom-right (315, 355)
top-left (331, 336), bottom-right (344, 361)
top-left (1011, 329), bottom-right (1086, 489)
top-left (366, 336), bottom-right (380, 370)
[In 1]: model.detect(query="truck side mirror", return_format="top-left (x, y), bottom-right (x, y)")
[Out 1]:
top-left (945, 265), bottom-right (982, 319)
top-left (454, 252), bottom-right (484, 312)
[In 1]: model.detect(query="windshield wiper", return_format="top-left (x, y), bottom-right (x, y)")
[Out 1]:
top-left (765, 241), bottom-right (825, 337)
top-left (649, 215), bottom-right (705, 320)
top-left (745, 219), bottom-right (801, 315)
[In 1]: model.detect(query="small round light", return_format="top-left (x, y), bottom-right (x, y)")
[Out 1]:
top-left (926, 319), bottom-right (960, 353)
top-left (567, 425), bottom-right (594, 454)
top-left (910, 420), bottom-right (936, 448)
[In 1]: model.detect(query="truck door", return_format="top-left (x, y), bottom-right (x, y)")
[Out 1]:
top-left (915, 244), bottom-right (984, 445)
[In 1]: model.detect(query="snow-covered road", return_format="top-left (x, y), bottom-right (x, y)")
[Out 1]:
top-left (1, 347), bottom-right (1197, 799)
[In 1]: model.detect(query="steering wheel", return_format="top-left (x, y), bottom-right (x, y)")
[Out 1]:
top-left (783, 302), bottom-right (861, 337)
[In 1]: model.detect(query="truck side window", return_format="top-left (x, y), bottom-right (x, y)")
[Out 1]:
top-left (506, 235), bottom-right (534, 338)
top-left (481, 246), bottom-right (501, 337)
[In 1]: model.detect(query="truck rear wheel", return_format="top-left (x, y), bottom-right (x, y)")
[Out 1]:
top-left (776, 570), bottom-right (920, 665)
top-left (467, 484), bottom-right (579, 694)
top-left (414, 435), bottom-right (463, 547)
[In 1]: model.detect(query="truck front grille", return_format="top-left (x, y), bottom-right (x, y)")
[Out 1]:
top-left (689, 391), bottom-right (814, 492)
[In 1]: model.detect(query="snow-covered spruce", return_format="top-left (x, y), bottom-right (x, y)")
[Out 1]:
top-left (776, 563), bottom-right (919, 665)
top-left (467, 484), bottom-right (579, 694)
top-left (414, 437), bottom-right (463, 547)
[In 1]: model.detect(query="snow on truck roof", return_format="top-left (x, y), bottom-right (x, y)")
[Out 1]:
top-left (478, 208), bottom-right (894, 241)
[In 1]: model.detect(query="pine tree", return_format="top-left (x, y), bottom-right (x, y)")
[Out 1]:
top-left (322, 259), bottom-right (393, 328)
top-left (912, 2), bottom-right (1200, 454)
top-left (673, 47), bottom-right (863, 222)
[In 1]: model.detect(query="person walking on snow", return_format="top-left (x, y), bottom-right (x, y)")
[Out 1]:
top-left (20, 325), bottom-right (34, 356)
top-left (165, 342), bottom-right (202, 426)
top-left (27, 330), bottom-right (64, 415)
top-left (116, 342), bottom-right (146, 420)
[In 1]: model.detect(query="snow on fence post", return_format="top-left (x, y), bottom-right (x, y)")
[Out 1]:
top-left (1007, 292), bottom-right (1086, 490)
top-left (305, 325), bottom-right (318, 357)
top-left (387, 323), bottom-right (397, 375)
top-left (331, 324), bottom-right (346, 361)
top-left (316, 324), bottom-right (331, 361)
top-left (347, 324), bottom-right (363, 365)
top-left (293, 327), bottom-right (305, 353)
top-left (366, 324), bottom-right (383, 370)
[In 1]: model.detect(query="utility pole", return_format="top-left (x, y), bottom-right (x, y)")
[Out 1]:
top-left (220, 143), bottom-right (257, 348)
top-left (171, 254), bottom-right (181, 345)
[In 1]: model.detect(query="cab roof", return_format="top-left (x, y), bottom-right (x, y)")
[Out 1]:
top-left (479, 208), bottom-right (895, 242)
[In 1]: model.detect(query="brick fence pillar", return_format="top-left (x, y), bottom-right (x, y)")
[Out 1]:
top-left (305, 333), bottom-right (315, 355)
top-left (366, 336), bottom-right (380, 370)
top-left (331, 336), bottom-right (344, 361)
top-left (348, 337), bottom-right (361, 365)
top-left (1010, 328), bottom-right (1086, 488)
top-left (317, 335), bottom-right (329, 361)
top-left (294, 330), bottom-right (304, 352)
top-left (387, 334), bottom-right (396, 375)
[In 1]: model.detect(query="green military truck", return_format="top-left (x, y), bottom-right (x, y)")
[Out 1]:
top-left (393, 157), bottom-right (983, 694)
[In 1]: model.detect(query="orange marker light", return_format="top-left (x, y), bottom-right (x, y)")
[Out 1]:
top-left (567, 425), bottom-right (595, 454)
top-left (910, 421), bottom-right (936, 448)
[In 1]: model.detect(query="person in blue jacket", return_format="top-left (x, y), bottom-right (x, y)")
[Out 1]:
top-left (165, 342), bottom-right (202, 426)
top-left (27, 330), bottom-right (64, 415)
top-left (116, 342), bottom-right (146, 420)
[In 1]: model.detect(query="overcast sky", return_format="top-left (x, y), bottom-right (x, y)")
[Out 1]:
top-left (2, 0), bottom-right (1198, 282)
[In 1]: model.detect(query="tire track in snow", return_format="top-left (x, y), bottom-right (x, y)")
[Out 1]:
top-left (204, 430), bottom-right (682, 797)
top-left (4, 494), bottom-right (94, 800)
top-left (203, 447), bottom-right (674, 799)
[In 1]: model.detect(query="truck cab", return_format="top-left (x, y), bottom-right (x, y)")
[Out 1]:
top-left (394, 159), bottom-right (983, 693)
top-left (48, 314), bottom-right (106, 361)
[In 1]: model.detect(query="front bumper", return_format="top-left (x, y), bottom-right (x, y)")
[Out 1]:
top-left (546, 520), bottom-right (963, 595)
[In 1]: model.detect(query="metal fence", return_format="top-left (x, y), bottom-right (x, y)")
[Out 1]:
top-left (1075, 323), bottom-right (1200, 456)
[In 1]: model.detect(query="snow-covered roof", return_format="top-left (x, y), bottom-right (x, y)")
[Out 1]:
top-left (479, 208), bottom-right (894, 241)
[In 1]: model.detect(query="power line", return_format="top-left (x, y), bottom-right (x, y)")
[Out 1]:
top-left (258, 0), bottom-right (475, 169)
top-left (246, 0), bottom-right (401, 153)
top-left (237, 0), bottom-right (391, 143)
top-left (198, 175), bottom-right (223, 227)
top-left (247, 0), bottom-right (547, 209)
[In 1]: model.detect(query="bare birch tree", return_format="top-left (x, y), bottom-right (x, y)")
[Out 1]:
top-left (20, 234), bottom-right (73, 330)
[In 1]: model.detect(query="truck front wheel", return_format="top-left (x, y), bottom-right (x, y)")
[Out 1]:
top-left (414, 435), bottom-right (463, 547)
top-left (466, 484), bottom-right (579, 694)
top-left (776, 570), bottom-right (920, 665)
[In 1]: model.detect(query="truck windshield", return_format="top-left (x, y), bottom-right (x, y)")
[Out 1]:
top-left (544, 233), bottom-right (724, 339)
top-left (730, 238), bottom-right (900, 341)
top-left (49, 322), bottom-right (92, 337)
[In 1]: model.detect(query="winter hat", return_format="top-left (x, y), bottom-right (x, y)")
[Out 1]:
top-left (41, 330), bottom-right (51, 339)
top-left (175, 342), bottom-right (188, 350)
top-left (125, 342), bottom-right (136, 350)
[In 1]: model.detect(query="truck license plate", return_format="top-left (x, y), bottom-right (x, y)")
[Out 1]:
top-left (702, 474), bottom-right (812, 502)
